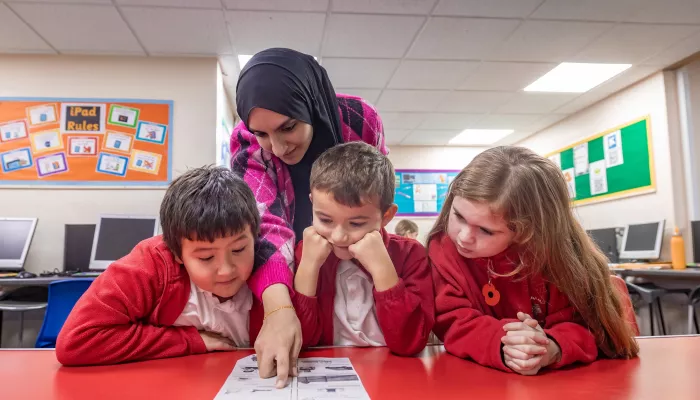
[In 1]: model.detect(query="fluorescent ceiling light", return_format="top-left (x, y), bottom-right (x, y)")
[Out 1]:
top-left (449, 129), bottom-right (514, 146)
top-left (238, 54), bottom-right (319, 70)
top-left (524, 62), bottom-right (632, 93)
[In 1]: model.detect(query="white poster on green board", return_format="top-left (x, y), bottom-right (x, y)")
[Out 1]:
top-left (604, 130), bottom-right (624, 168)
top-left (590, 160), bottom-right (608, 195)
top-left (563, 168), bottom-right (576, 198)
top-left (574, 143), bottom-right (589, 176)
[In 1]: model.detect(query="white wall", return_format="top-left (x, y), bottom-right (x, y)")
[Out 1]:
top-left (216, 62), bottom-right (235, 168)
top-left (0, 55), bottom-right (218, 274)
top-left (387, 146), bottom-right (486, 244)
top-left (517, 72), bottom-right (686, 261)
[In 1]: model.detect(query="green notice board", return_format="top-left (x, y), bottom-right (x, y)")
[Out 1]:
top-left (545, 116), bottom-right (655, 206)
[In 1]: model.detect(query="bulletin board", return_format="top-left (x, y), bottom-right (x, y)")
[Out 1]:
top-left (395, 169), bottom-right (460, 217)
top-left (0, 97), bottom-right (173, 187)
top-left (545, 116), bottom-right (655, 206)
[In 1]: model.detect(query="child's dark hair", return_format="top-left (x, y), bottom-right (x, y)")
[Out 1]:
top-left (160, 165), bottom-right (259, 258)
top-left (310, 142), bottom-right (394, 212)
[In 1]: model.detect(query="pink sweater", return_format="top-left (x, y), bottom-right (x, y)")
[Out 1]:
top-left (229, 94), bottom-right (387, 299)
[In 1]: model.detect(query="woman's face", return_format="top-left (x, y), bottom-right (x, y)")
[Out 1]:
top-left (247, 107), bottom-right (313, 165)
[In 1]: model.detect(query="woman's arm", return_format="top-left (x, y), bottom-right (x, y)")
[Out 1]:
top-left (230, 123), bottom-right (295, 297)
top-left (229, 122), bottom-right (301, 388)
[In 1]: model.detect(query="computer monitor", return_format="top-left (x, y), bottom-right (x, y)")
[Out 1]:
top-left (89, 215), bottom-right (159, 270)
top-left (620, 220), bottom-right (665, 261)
top-left (0, 217), bottom-right (38, 271)
top-left (64, 224), bottom-right (96, 272)
top-left (587, 228), bottom-right (620, 263)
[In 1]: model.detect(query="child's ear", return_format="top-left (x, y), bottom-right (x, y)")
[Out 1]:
top-left (309, 193), bottom-right (313, 203)
top-left (381, 204), bottom-right (398, 228)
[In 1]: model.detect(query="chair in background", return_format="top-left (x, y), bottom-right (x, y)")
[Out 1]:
top-left (625, 281), bottom-right (667, 336)
top-left (685, 286), bottom-right (700, 334)
top-left (0, 286), bottom-right (48, 348)
top-left (0, 301), bottom-right (47, 348)
top-left (35, 279), bottom-right (94, 348)
top-left (610, 275), bottom-right (640, 336)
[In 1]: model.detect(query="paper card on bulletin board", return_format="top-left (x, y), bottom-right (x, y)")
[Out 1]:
top-left (0, 97), bottom-right (172, 187)
top-left (395, 169), bottom-right (460, 217)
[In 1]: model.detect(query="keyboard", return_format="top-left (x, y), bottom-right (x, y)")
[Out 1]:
top-left (70, 272), bottom-right (102, 277)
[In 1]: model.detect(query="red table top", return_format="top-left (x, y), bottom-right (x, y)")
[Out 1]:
top-left (1, 337), bottom-right (699, 400)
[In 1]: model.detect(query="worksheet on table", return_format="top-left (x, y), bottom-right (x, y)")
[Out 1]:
top-left (213, 355), bottom-right (371, 400)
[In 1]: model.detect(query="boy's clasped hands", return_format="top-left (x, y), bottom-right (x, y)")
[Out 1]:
top-left (502, 312), bottom-right (561, 375)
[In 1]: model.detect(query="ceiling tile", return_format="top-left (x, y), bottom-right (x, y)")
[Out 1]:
top-left (377, 90), bottom-right (448, 112)
top-left (627, 0), bottom-right (700, 24)
top-left (332, 0), bottom-right (434, 15)
top-left (9, 0), bottom-right (109, 3)
top-left (642, 30), bottom-right (700, 67)
top-left (473, 114), bottom-right (544, 129)
top-left (384, 129), bottom-right (413, 145)
top-left (388, 60), bottom-right (479, 90)
top-left (589, 65), bottom-right (660, 95)
top-left (497, 129), bottom-right (536, 145)
top-left (438, 91), bottom-right (514, 113)
top-left (323, 58), bottom-right (399, 89)
top-left (0, 4), bottom-right (53, 53)
top-left (459, 61), bottom-right (556, 91)
top-left (554, 92), bottom-right (606, 114)
top-left (504, 114), bottom-right (571, 145)
top-left (497, 92), bottom-right (578, 114)
top-left (433, 0), bottom-right (542, 18)
top-left (490, 20), bottom-right (613, 62)
top-left (401, 130), bottom-right (461, 146)
top-left (116, 0), bottom-right (221, 7)
top-left (335, 88), bottom-right (383, 104)
top-left (227, 11), bottom-right (325, 56)
top-left (123, 7), bottom-right (230, 55)
top-left (380, 112), bottom-right (429, 130)
top-left (409, 17), bottom-right (519, 60)
top-left (323, 14), bottom-right (424, 58)
top-left (11, 3), bottom-right (143, 54)
top-left (417, 113), bottom-right (484, 130)
top-left (224, 0), bottom-right (329, 12)
top-left (531, 0), bottom-right (638, 22)
top-left (573, 23), bottom-right (700, 64)
top-left (525, 114), bottom-right (570, 132)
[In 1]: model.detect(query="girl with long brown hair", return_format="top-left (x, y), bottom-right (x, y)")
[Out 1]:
top-left (428, 146), bottom-right (639, 375)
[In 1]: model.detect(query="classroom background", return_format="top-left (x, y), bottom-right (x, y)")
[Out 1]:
top-left (1, 0), bottom-right (700, 356)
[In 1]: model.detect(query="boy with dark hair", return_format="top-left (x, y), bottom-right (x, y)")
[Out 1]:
top-left (292, 142), bottom-right (434, 356)
top-left (57, 166), bottom-right (265, 365)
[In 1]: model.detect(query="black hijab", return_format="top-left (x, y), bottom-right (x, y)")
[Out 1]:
top-left (236, 48), bottom-right (343, 243)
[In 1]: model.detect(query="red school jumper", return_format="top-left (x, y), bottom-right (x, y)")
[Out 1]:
top-left (429, 233), bottom-right (598, 372)
top-left (292, 230), bottom-right (434, 356)
top-left (56, 236), bottom-right (263, 366)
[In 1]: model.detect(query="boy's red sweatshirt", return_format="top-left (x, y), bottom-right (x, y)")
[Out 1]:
top-left (292, 230), bottom-right (434, 356)
top-left (429, 233), bottom-right (598, 372)
top-left (56, 236), bottom-right (263, 366)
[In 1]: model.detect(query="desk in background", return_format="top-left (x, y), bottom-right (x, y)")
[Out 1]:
top-left (612, 267), bottom-right (700, 280)
top-left (611, 267), bottom-right (700, 334)
top-left (0, 275), bottom-right (100, 348)
top-left (0, 274), bottom-right (101, 288)
top-left (1, 338), bottom-right (699, 400)
top-left (0, 277), bottom-right (74, 288)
